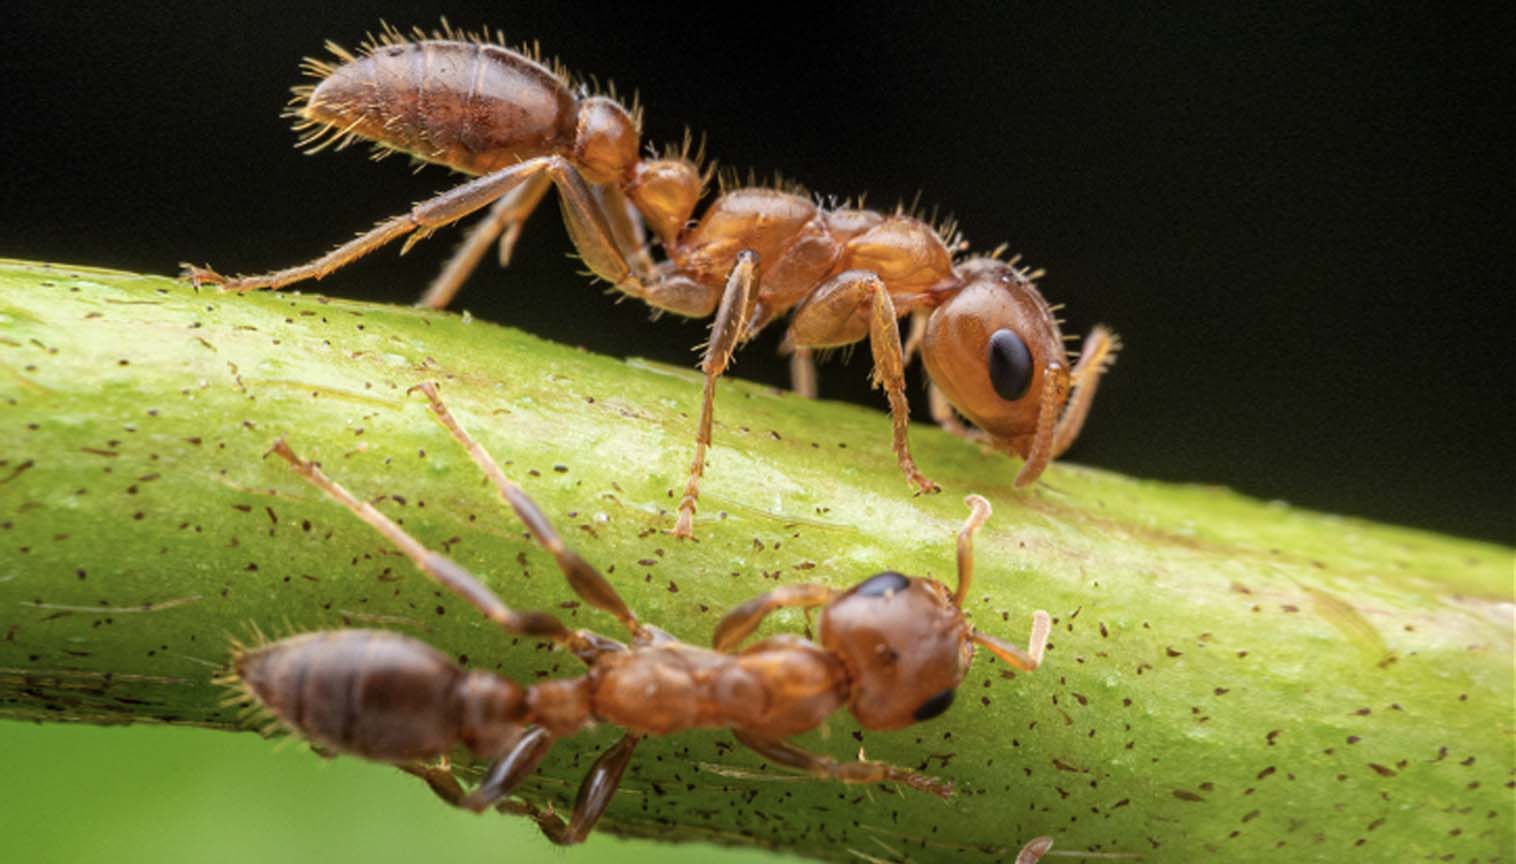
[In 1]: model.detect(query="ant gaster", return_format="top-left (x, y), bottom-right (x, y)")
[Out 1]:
top-left (184, 23), bottom-right (1119, 537)
top-left (231, 382), bottom-right (1051, 845)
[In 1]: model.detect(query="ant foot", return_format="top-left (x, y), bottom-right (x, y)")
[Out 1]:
top-left (179, 262), bottom-right (227, 289)
top-left (909, 474), bottom-right (942, 496)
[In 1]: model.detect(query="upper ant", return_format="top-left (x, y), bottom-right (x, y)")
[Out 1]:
top-left (231, 382), bottom-right (1051, 846)
top-left (183, 23), bottom-right (1119, 537)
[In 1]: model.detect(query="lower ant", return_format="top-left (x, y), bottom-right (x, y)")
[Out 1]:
top-left (229, 382), bottom-right (1051, 845)
top-left (183, 24), bottom-right (1119, 538)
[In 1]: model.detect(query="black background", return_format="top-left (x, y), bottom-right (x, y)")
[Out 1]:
top-left (4, 3), bottom-right (1510, 544)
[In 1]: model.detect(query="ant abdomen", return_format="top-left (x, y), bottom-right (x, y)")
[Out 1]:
top-left (236, 629), bottom-right (524, 762)
top-left (301, 41), bottom-right (579, 175)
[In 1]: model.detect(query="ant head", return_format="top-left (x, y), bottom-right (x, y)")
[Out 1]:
top-left (921, 258), bottom-right (1070, 460)
top-left (817, 571), bottom-right (973, 730)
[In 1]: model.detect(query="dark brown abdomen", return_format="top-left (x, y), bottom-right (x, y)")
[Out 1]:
top-left (304, 40), bottom-right (579, 174)
top-left (236, 630), bottom-right (464, 761)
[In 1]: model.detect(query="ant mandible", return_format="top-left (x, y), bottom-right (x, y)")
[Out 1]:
top-left (231, 382), bottom-right (1052, 845)
top-left (183, 23), bottom-right (1119, 537)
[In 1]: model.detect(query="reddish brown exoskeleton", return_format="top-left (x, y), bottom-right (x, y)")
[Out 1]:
top-left (230, 382), bottom-right (1051, 845)
top-left (183, 24), bottom-right (1119, 537)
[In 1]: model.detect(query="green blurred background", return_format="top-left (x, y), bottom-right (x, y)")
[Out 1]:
top-left (0, 722), bottom-right (787, 863)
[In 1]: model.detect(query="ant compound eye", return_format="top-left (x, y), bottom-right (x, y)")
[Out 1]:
top-left (855, 571), bottom-right (911, 598)
top-left (913, 687), bottom-right (956, 721)
top-left (987, 328), bottom-right (1033, 402)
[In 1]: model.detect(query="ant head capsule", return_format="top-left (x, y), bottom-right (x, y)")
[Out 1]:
top-left (817, 571), bottom-right (973, 730)
top-left (921, 259), bottom-right (1070, 456)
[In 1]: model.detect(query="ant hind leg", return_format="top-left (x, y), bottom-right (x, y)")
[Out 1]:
top-left (508, 733), bottom-right (641, 845)
top-left (269, 439), bottom-right (580, 649)
top-left (411, 383), bottom-right (646, 641)
top-left (396, 759), bottom-right (468, 807)
top-left (184, 157), bottom-right (562, 294)
top-left (417, 173), bottom-right (553, 310)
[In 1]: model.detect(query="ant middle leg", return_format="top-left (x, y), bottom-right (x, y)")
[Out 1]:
top-left (787, 270), bottom-right (940, 496)
top-left (732, 730), bottom-right (953, 799)
top-left (410, 382), bottom-right (645, 642)
top-left (672, 251), bottom-right (760, 538)
top-left (788, 346), bottom-right (818, 398)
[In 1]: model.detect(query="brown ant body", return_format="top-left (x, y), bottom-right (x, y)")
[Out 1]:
top-left (232, 383), bottom-right (1051, 845)
top-left (184, 24), bottom-right (1119, 537)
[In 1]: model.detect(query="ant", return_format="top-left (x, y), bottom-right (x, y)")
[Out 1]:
top-left (230, 382), bottom-right (1052, 845)
top-left (183, 23), bottom-right (1119, 537)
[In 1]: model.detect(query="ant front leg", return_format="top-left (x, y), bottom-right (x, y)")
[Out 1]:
top-left (417, 172), bottom-right (552, 309)
top-left (509, 733), bottom-right (641, 845)
top-left (1051, 325), bottom-right (1120, 458)
top-left (673, 251), bottom-right (760, 538)
top-left (732, 730), bottom-right (953, 799)
top-left (711, 583), bottom-right (838, 651)
top-left (787, 271), bottom-right (940, 495)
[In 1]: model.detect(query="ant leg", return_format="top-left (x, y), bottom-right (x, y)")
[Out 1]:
top-left (928, 383), bottom-right (983, 441)
top-left (594, 184), bottom-right (658, 280)
top-left (183, 156), bottom-right (564, 293)
top-left (788, 271), bottom-right (940, 495)
top-left (268, 439), bottom-right (590, 653)
top-left (971, 610), bottom-right (1052, 672)
top-left (673, 251), bottom-right (761, 538)
top-left (1015, 836), bottom-right (1055, 864)
top-left (396, 759), bottom-right (467, 807)
top-left (711, 583), bottom-right (838, 651)
top-left (1012, 368), bottom-right (1070, 488)
top-left (1051, 325), bottom-right (1120, 458)
top-left (410, 383), bottom-right (644, 640)
top-left (396, 729), bottom-right (555, 813)
top-left (902, 308), bottom-right (929, 366)
top-left (417, 172), bottom-right (552, 310)
top-left (788, 346), bottom-right (818, 398)
top-left (513, 733), bottom-right (641, 845)
top-left (732, 730), bottom-right (953, 799)
top-left (462, 727), bottom-right (556, 812)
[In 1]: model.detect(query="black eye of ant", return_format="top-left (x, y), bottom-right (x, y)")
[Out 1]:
top-left (987, 329), bottom-right (1033, 402)
top-left (855, 571), bottom-right (910, 598)
top-left (913, 687), bottom-right (956, 721)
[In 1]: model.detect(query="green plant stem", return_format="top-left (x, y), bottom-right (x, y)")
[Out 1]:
top-left (0, 260), bottom-right (1510, 862)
